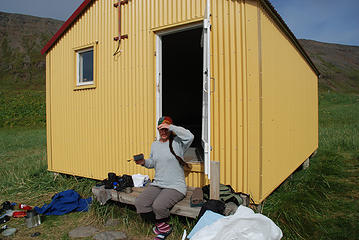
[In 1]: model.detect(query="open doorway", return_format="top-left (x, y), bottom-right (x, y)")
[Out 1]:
top-left (158, 26), bottom-right (204, 162)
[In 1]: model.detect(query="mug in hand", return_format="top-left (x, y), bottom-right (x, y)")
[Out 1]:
top-left (133, 153), bottom-right (144, 162)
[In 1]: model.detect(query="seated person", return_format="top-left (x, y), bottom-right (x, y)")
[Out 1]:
top-left (135, 116), bottom-right (194, 240)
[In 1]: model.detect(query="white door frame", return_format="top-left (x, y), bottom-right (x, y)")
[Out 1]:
top-left (155, 35), bottom-right (162, 141)
top-left (202, 0), bottom-right (212, 177)
top-left (155, 23), bottom-right (203, 139)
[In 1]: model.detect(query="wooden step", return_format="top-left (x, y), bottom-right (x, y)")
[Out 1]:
top-left (92, 186), bottom-right (201, 219)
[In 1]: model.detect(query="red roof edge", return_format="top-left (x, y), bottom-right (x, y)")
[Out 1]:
top-left (41, 0), bottom-right (94, 55)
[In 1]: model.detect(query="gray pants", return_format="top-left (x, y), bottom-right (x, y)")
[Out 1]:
top-left (135, 185), bottom-right (185, 220)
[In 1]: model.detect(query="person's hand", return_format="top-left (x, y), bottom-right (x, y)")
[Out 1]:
top-left (135, 159), bottom-right (145, 166)
top-left (158, 123), bottom-right (170, 130)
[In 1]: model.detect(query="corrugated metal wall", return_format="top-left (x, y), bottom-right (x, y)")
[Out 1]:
top-left (46, 0), bottom-right (208, 186)
top-left (224, 0), bottom-right (318, 201)
top-left (46, 0), bottom-right (318, 203)
top-left (202, 0), bottom-right (317, 201)
top-left (210, 0), bottom-right (246, 197)
top-left (259, 2), bottom-right (318, 200)
top-left (47, 0), bottom-right (154, 180)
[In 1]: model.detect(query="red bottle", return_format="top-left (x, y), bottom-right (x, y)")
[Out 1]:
top-left (13, 211), bottom-right (27, 218)
top-left (19, 204), bottom-right (32, 210)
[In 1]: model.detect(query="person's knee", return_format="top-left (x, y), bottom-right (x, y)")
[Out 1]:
top-left (152, 200), bottom-right (167, 214)
top-left (134, 197), bottom-right (142, 209)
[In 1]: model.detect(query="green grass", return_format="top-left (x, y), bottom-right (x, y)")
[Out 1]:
top-left (0, 90), bottom-right (46, 128)
top-left (0, 128), bottom-right (194, 239)
top-left (263, 92), bottom-right (359, 239)
top-left (1, 92), bottom-right (358, 239)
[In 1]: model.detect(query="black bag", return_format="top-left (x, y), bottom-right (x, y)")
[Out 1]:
top-left (108, 172), bottom-right (117, 182)
top-left (102, 173), bottom-right (134, 191)
top-left (197, 199), bottom-right (226, 220)
top-left (115, 174), bottom-right (134, 191)
top-left (103, 179), bottom-right (113, 189)
top-left (103, 172), bottom-right (117, 189)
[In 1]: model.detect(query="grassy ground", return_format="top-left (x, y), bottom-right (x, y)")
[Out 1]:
top-left (0, 128), bottom-right (193, 239)
top-left (0, 90), bottom-right (45, 128)
top-left (0, 92), bottom-right (358, 239)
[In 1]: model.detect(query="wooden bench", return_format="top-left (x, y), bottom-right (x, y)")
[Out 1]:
top-left (92, 186), bottom-right (201, 219)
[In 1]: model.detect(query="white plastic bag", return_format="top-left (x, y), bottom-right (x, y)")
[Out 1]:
top-left (131, 174), bottom-right (150, 187)
top-left (191, 206), bottom-right (283, 240)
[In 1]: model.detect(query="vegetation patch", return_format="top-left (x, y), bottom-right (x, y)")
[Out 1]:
top-left (0, 90), bottom-right (45, 128)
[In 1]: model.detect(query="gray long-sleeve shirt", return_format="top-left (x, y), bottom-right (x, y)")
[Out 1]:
top-left (144, 125), bottom-right (194, 195)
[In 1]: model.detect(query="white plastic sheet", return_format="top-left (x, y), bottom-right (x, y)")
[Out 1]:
top-left (190, 206), bottom-right (283, 240)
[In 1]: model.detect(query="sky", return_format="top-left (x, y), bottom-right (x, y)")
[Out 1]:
top-left (0, 0), bottom-right (358, 46)
top-left (271, 0), bottom-right (359, 46)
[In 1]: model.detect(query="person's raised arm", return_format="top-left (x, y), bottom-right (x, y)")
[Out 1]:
top-left (168, 124), bottom-right (194, 152)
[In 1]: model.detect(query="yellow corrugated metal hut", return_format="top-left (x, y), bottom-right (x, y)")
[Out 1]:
top-left (42, 0), bottom-right (319, 203)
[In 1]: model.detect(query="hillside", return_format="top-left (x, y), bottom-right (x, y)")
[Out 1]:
top-left (0, 12), bottom-right (358, 94)
top-left (0, 11), bottom-right (63, 91)
top-left (299, 39), bottom-right (359, 93)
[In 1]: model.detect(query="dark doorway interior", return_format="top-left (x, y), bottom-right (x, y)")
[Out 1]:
top-left (162, 27), bottom-right (203, 160)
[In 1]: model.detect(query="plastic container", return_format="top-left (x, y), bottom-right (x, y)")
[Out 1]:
top-left (25, 210), bottom-right (41, 228)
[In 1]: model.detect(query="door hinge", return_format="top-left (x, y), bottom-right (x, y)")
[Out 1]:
top-left (204, 19), bottom-right (211, 29)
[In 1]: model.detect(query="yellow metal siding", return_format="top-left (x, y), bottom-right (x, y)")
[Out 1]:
top-left (210, 0), bottom-right (246, 196)
top-left (244, 0), bottom-right (262, 201)
top-left (210, 0), bottom-right (318, 202)
top-left (47, 0), bottom-right (207, 185)
top-left (46, 53), bottom-right (52, 170)
top-left (46, 0), bottom-right (318, 202)
top-left (259, 4), bottom-right (318, 200)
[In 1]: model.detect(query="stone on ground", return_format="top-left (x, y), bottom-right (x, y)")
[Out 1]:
top-left (104, 219), bottom-right (121, 227)
top-left (69, 226), bottom-right (100, 238)
top-left (93, 231), bottom-right (127, 240)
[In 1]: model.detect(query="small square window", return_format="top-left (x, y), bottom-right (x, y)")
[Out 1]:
top-left (76, 47), bottom-right (94, 86)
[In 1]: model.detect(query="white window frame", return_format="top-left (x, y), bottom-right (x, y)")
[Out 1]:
top-left (76, 47), bottom-right (94, 86)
